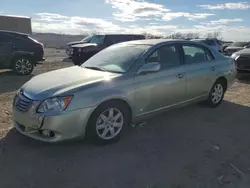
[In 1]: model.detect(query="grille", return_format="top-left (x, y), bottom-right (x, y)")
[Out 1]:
top-left (236, 57), bottom-right (250, 70)
top-left (14, 92), bottom-right (33, 112)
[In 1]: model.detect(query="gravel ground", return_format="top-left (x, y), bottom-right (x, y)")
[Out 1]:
top-left (1, 49), bottom-right (250, 188)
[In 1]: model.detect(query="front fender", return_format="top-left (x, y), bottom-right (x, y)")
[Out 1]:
top-left (68, 88), bottom-right (135, 115)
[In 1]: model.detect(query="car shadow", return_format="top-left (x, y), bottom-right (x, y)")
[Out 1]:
top-left (62, 57), bottom-right (73, 63)
top-left (1, 100), bottom-right (250, 187)
top-left (0, 70), bottom-right (33, 94)
top-left (238, 75), bottom-right (250, 84)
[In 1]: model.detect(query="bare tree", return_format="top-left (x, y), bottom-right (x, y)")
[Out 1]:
top-left (185, 32), bottom-right (200, 39)
top-left (205, 31), bottom-right (222, 40)
top-left (165, 32), bottom-right (200, 39)
top-left (142, 32), bottom-right (163, 39)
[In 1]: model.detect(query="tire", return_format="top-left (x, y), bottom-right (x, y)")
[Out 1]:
top-left (86, 101), bottom-right (130, 144)
top-left (73, 60), bottom-right (81, 66)
top-left (206, 79), bottom-right (226, 108)
top-left (13, 57), bottom-right (34, 75)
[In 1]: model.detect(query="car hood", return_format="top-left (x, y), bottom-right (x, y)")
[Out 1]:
top-left (71, 43), bottom-right (97, 48)
top-left (22, 66), bottom-right (120, 100)
top-left (66, 41), bottom-right (88, 46)
top-left (234, 48), bottom-right (250, 56)
top-left (225, 46), bottom-right (244, 51)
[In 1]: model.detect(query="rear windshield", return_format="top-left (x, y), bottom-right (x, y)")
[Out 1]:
top-left (230, 42), bottom-right (249, 47)
top-left (28, 36), bottom-right (39, 43)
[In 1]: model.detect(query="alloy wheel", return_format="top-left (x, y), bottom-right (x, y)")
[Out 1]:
top-left (211, 83), bottom-right (224, 104)
top-left (96, 108), bottom-right (124, 140)
top-left (15, 59), bottom-right (33, 75)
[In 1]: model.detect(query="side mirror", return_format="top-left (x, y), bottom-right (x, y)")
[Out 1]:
top-left (137, 62), bottom-right (161, 74)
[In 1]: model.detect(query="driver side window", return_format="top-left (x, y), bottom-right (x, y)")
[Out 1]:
top-left (146, 45), bottom-right (181, 69)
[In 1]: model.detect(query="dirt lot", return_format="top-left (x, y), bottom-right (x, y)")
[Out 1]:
top-left (1, 49), bottom-right (250, 188)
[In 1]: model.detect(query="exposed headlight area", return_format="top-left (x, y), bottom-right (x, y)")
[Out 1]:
top-left (37, 96), bottom-right (73, 113)
top-left (231, 53), bottom-right (239, 59)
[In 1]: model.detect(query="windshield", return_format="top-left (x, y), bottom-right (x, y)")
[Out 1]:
top-left (82, 44), bottom-right (149, 73)
top-left (81, 35), bottom-right (92, 42)
top-left (230, 42), bottom-right (249, 47)
top-left (89, 35), bottom-right (105, 45)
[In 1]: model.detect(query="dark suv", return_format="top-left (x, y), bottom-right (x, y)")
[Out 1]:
top-left (0, 30), bottom-right (45, 75)
top-left (70, 34), bottom-right (145, 65)
top-left (191, 38), bottom-right (223, 52)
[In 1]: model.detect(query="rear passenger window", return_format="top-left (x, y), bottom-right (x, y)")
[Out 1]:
top-left (146, 45), bottom-right (181, 69)
top-left (0, 34), bottom-right (12, 42)
top-left (105, 35), bottom-right (126, 46)
top-left (183, 45), bottom-right (213, 64)
top-left (105, 36), bottom-right (117, 46)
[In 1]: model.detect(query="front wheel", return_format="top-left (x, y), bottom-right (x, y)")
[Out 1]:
top-left (13, 57), bottom-right (34, 75)
top-left (206, 80), bottom-right (226, 108)
top-left (86, 101), bottom-right (130, 144)
top-left (73, 60), bottom-right (81, 66)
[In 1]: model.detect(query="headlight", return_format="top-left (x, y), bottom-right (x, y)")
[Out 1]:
top-left (231, 53), bottom-right (238, 59)
top-left (37, 96), bottom-right (73, 113)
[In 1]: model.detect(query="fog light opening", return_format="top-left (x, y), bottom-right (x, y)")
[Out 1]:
top-left (41, 130), bottom-right (55, 138)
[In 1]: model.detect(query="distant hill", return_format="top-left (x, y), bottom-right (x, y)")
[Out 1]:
top-left (32, 33), bottom-right (87, 49)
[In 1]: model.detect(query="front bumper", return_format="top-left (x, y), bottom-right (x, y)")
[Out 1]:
top-left (13, 106), bottom-right (95, 143)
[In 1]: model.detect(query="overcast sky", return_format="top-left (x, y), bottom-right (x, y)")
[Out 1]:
top-left (1, 0), bottom-right (250, 40)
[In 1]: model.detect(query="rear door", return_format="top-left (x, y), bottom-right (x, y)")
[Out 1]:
top-left (0, 33), bottom-right (14, 68)
top-left (181, 43), bottom-right (218, 100)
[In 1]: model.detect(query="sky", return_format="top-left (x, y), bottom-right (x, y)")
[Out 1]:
top-left (1, 0), bottom-right (250, 40)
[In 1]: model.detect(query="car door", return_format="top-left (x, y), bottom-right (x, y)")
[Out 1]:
top-left (133, 44), bottom-right (186, 115)
top-left (181, 43), bottom-right (218, 100)
top-left (0, 33), bottom-right (13, 68)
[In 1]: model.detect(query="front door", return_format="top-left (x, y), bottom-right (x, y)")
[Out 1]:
top-left (134, 44), bottom-right (186, 116)
top-left (181, 43), bottom-right (218, 100)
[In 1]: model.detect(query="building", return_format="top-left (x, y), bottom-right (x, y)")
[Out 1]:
top-left (0, 15), bottom-right (32, 34)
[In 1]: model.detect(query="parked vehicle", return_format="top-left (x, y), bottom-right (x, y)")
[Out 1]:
top-left (65, 35), bottom-right (93, 57)
top-left (191, 38), bottom-right (223, 52)
top-left (13, 39), bottom-right (236, 143)
top-left (71, 34), bottom-right (145, 65)
top-left (231, 48), bottom-right (250, 79)
top-left (222, 42), bottom-right (233, 52)
top-left (224, 42), bottom-right (250, 56)
top-left (0, 30), bottom-right (44, 75)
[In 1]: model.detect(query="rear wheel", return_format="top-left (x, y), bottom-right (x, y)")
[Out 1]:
top-left (206, 80), bottom-right (226, 108)
top-left (13, 57), bottom-right (34, 75)
top-left (86, 101), bottom-right (130, 144)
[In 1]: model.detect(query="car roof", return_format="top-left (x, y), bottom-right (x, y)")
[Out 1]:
top-left (104, 34), bottom-right (144, 36)
top-left (192, 38), bottom-right (216, 40)
top-left (0, 30), bottom-right (29, 36)
top-left (121, 39), bottom-right (186, 45)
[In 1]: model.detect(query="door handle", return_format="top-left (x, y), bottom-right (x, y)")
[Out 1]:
top-left (211, 67), bottom-right (216, 71)
top-left (176, 73), bottom-right (184, 79)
